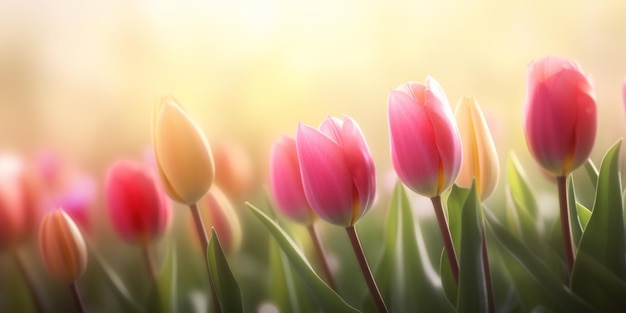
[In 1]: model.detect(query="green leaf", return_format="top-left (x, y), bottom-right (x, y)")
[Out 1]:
top-left (571, 252), bottom-right (626, 312)
top-left (447, 184), bottom-right (471, 252)
top-left (457, 183), bottom-right (489, 313)
top-left (246, 202), bottom-right (359, 313)
top-left (567, 177), bottom-right (583, 246)
top-left (372, 182), bottom-right (454, 312)
top-left (439, 249), bottom-right (457, 307)
top-left (145, 244), bottom-right (178, 313)
top-left (88, 244), bottom-right (145, 313)
top-left (571, 140), bottom-right (626, 309)
top-left (507, 153), bottom-right (538, 216)
top-left (269, 236), bottom-right (316, 313)
top-left (576, 203), bottom-right (591, 231)
top-left (486, 212), bottom-right (596, 312)
top-left (208, 228), bottom-right (244, 313)
top-left (583, 158), bottom-right (599, 189)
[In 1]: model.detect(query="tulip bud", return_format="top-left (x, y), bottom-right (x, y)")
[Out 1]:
top-left (153, 96), bottom-right (215, 205)
top-left (454, 96), bottom-right (500, 200)
top-left (194, 185), bottom-right (242, 254)
top-left (523, 56), bottom-right (596, 176)
top-left (270, 136), bottom-right (315, 224)
top-left (0, 154), bottom-right (27, 250)
top-left (388, 77), bottom-right (463, 197)
top-left (105, 160), bottom-right (171, 244)
top-left (212, 140), bottom-right (255, 202)
top-left (39, 210), bottom-right (87, 282)
top-left (296, 116), bottom-right (376, 226)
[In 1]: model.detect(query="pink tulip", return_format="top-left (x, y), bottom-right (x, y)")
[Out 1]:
top-left (296, 116), bottom-right (376, 226)
top-left (105, 160), bottom-right (171, 245)
top-left (270, 136), bottom-right (315, 224)
top-left (194, 185), bottom-right (242, 254)
top-left (388, 77), bottom-right (462, 197)
top-left (0, 155), bottom-right (28, 250)
top-left (524, 56), bottom-right (596, 176)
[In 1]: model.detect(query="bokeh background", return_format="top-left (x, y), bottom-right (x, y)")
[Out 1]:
top-left (1, 0), bottom-right (626, 312)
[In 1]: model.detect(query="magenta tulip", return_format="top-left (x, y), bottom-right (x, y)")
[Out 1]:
top-left (270, 136), bottom-right (315, 224)
top-left (524, 56), bottom-right (596, 176)
top-left (105, 160), bottom-right (171, 245)
top-left (388, 77), bottom-right (462, 197)
top-left (296, 116), bottom-right (376, 226)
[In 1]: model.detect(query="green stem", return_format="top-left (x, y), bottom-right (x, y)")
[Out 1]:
top-left (141, 244), bottom-right (159, 291)
top-left (431, 196), bottom-right (459, 284)
top-left (70, 281), bottom-right (86, 313)
top-left (556, 175), bottom-right (575, 274)
top-left (190, 203), bottom-right (222, 313)
top-left (307, 224), bottom-right (337, 291)
top-left (346, 225), bottom-right (389, 313)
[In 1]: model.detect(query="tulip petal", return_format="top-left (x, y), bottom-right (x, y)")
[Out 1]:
top-left (154, 97), bottom-right (215, 205)
top-left (388, 90), bottom-right (445, 197)
top-left (297, 123), bottom-right (353, 225)
top-left (340, 116), bottom-right (376, 221)
top-left (270, 136), bottom-right (312, 224)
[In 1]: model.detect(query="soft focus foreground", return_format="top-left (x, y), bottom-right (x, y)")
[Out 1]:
top-left (2, 1), bottom-right (626, 312)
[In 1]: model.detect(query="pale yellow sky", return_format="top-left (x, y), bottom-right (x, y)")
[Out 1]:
top-left (0, 0), bottom-right (625, 185)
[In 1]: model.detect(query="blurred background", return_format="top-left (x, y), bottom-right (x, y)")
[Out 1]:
top-left (1, 0), bottom-right (626, 311)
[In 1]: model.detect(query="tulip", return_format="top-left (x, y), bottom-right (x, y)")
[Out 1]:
top-left (39, 210), bottom-right (87, 282)
top-left (298, 115), bottom-right (385, 311)
top-left (523, 56), bottom-right (596, 176)
top-left (0, 154), bottom-right (28, 250)
top-left (270, 135), bottom-right (337, 289)
top-left (388, 77), bottom-right (462, 285)
top-left (194, 185), bottom-right (242, 254)
top-left (105, 160), bottom-right (171, 245)
top-left (388, 77), bottom-right (463, 198)
top-left (212, 140), bottom-right (255, 201)
top-left (270, 136), bottom-right (315, 224)
top-left (454, 96), bottom-right (500, 200)
top-left (153, 96), bottom-right (215, 205)
top-left (296, 116), bottom-right (376, 227)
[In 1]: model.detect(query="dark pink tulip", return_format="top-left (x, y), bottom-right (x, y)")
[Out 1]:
top-left (270, 136), bottom-right (315, 224)
top-left (105, 160), bottom-right (171, 245)
top-left (388, 77), bottom-right (462, 197)
top-left (296, 116), bottom-right (376, 226)
top-left (524, 56), bottom-right (596, 176)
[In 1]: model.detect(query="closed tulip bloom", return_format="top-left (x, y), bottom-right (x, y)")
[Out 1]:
top-left (154, 96), bottom-right (215, 205)
top-left (39, 210), bottom-right (87, 282)
top-left (454, 96), bottom-right (500, 200)
top-left (212, 140), bottom-right (255, 201)
top-left (524, 56), bottom-right (596, 176)
top-left (105, 160), bottom-right (171, 244)
top-left (194, 185), bottom-right (242, 254)
top-left (296, 116), bottom-right (376, 226)
top-left (270, 136), bottom-right (315, 224)
top-left (0, 155), bottom-right (27, 250)
top-left (388, 77), bottom-right (463, 197)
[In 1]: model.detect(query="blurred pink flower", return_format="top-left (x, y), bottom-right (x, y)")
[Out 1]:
top-left (270, 136), bottom-right (315, 224)
top-left (296, 116), bottom-right (376, 226)
top-left (388, 77), bottom-right (462, 197)
top-left (523, 56), bottom-right (596, 176)
top-left (212, 140), bottom-right (256, 202)
top-left (105, 160), bottom-right (171, 245)
top-left (0, 154), bottom-right (28, 250)
top-left (34, 149), bottom-right (96, 232)
top-left (193, 185), bottom-right (242, 254)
